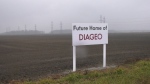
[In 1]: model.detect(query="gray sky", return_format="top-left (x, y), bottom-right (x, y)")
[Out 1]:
top-left (0, 0), bottom-right (150, 33)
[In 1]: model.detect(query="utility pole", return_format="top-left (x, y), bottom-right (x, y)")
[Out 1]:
top-left (18, 26), bottom-right (20, 31)
top-left (25, 25), bottom-right (27, 31)
top-left (35, 24), bottom-right (36, 31)
top-left (103, 16), bottom-right (105, 23)
top-left (100, 15), bottom-right (103, 23)
top-left (99, 15), bottom-right (106, 23)
top-left (51, 21), bottom-right (53, 34)
top-left (6, 27), bottom-right (10, 33)
top-left (35, 24), bottom-right (37, 34)
top-left (8, 27), bottom-right (11, 32)
top-left (6, 27), bottom-right (8, 32)
top-left (60, 21), bottom-right (62, 34)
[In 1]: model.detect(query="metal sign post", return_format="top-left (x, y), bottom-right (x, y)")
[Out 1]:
top-left (103, 44), bottom-right (106, 67)
top-left (73, 46), bottom-right (76, 72)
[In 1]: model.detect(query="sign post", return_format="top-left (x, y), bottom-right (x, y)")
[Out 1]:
top-left (73, 46), bottom-right (76, 71)
top-left (72, 23), bottom-right (108, 71)
top-left (103, 44), bottom-right (106, 67)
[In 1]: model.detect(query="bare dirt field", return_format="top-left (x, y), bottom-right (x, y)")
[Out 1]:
top-left (0, 33), bottom-right (150, 83)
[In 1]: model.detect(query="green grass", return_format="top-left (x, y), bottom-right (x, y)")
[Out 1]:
top-left (10, 59), bottom-right (150, 84)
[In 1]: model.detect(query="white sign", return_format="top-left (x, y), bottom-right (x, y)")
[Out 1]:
top-left (72, 23), bottom-right (108, 71)
top-left (72, 23), bottom-right (108, 46)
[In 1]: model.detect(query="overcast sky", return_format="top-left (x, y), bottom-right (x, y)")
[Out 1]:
top-left (0, 0), bottom-right (150, 33)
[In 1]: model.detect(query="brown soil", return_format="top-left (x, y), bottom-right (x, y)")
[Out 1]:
top-left (0, 33), bottom-right (150, 83)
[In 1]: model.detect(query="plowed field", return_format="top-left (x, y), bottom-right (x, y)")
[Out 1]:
top-left (0, 33), bottom-right (150, 83)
